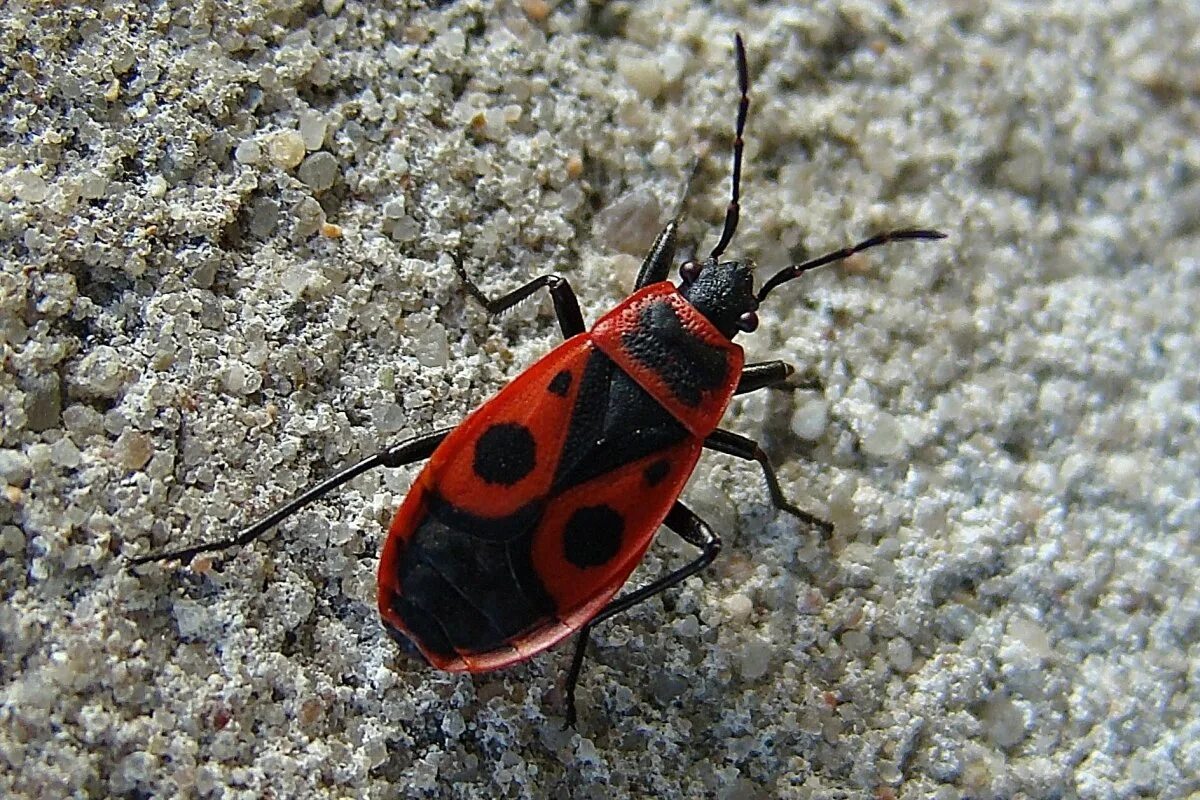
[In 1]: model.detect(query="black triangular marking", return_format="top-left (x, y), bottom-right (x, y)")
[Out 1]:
top-left (551, 350), bottom-right (688, 493)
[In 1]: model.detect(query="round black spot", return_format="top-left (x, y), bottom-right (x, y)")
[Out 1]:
top-left (473, 423), bottom-right (536, 485)
top-left (548, 369), bottom-right (572, 397)
top-left (643, 459), bottom-right (671, 487)
top-left (563, 504), bottom-right (624, 569)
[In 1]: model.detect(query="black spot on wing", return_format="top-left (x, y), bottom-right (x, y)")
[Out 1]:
top-left (562, 504), bottom-right (625, 569)
top-left (551, 350), bottom-right (688, 493)
top-left (388, 494), bottom-right (554, 655)
top-left (473, 422), bottom-right (536, 485)
top-left (548, 369), bottom-right (573, 397)
top-left (621, 300), bottom-right (729, 407)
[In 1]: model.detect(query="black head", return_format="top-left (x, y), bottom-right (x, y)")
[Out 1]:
top-left (668, 34), bottom-right (947, 340)
top-left (678, 257), bottom-right (759, 339)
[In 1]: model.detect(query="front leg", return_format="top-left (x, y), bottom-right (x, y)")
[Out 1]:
top-left (737, 361), bottom-right (825, 394)
top-left (736, 360), bottom-right (794, 394)
top-left (633, 220), bottom-right (681, 289)
top-left (455, 258), bottom-right (586, 338)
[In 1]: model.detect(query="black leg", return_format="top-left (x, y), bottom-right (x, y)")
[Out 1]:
top-left (128, 428), bottom-right (453, 568)
top-left (735, 360), bottom-right (795, 395)
top-left (563, 501), bottom-right (721, 728)
top-left (703, 428), bottom-right (833, 534)
top-left (454, 257), bottom-right (586, 339)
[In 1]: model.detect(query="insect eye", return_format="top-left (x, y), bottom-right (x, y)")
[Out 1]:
top-left (736, 311), bottom-right (759, 333)
top-left (679, 261), bottom-right (702, 284)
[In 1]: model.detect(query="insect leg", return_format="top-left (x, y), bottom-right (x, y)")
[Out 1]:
top-left (454, 257), bottom-right (585, 338)
top-left (563, 501), bottom-right (721, 727)
top-left (735, 360), bottom-right (795, 394)
top-left (128, 428), bottom-right (453, 568)
top-left (703, 428), bottom-right (833, 534)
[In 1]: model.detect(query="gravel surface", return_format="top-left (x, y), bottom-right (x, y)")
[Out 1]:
top-left (1, 0), bottom-right (1197, 797)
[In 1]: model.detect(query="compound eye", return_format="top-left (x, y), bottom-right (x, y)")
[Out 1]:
top-left (680, 260), bottom-right (702, 284)
top-left (736, 311), bottom-right (759, 333)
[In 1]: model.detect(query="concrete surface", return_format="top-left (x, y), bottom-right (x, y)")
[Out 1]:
top-left (1, 0), bottom-right (1197, 797)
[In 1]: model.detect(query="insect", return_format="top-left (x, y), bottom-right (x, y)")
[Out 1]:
top-left (132, 34), bottom-right (944, 726)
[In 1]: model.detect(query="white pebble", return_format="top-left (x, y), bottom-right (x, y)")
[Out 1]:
top-left (50, 437), bottom-right (82, 468)
top-left (860, 411), bottom-right (906, 460)
top-left (790, 396), bottom-right (829, 441)
top-left (886, 637), bottom-right (914, 672)
top-left (739, 636), bottom-right (772, 681)
top-left (299, 111), bottom-right (328, 150)
top-left (372, 403), bottom-right (406, 434)
top-left (12, 170), bottom-right (49, 202)
top-left (0, 449), bottom-right (31, 485)
top-left (413, 324), bottom-right (449, 368)
top-left (981, 694), bottom-right (1027, 748)
top-left (723, 593), bottom-right (753, 624)
top-left (146, 175), bottom-right (168, 198)
top-left (619, 57), bottom-right (664, 100)
top-left (234, 139), bottom-right (262, 166)
top-left (74, 345), bottom-right (126, 397)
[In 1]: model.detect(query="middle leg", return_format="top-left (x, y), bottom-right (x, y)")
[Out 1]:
top-left (703, 428), bottom-right (833, 534)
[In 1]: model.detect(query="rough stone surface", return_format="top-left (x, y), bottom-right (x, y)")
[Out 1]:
top-left (1, 1), bottom-right (1197, 798)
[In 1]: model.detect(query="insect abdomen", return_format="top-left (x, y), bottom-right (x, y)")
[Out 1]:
top-left (381, 491), bottom-right (556, 664)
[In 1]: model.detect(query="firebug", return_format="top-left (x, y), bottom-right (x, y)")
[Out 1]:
top-left (132, 34), bottom-right (945, 726)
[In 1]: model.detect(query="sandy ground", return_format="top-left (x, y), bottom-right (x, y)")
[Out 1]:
top-left (1, 0), bottom-right (1198, 797)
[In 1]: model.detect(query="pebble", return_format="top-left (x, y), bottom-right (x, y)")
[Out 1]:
top-left (722, 593), bottom-right (753, 624)
top-left (790, 396), bottom-right (829, 441)
top-left (298, 152), bottom-right (339, 191)
top-left (50, 437), bottom-right (82, 468)
top-left (114, 430), bottom-right (154, 471)
top-left (886, 637), bottom-right (914, 672)
top-left (234, 139), bottom-right (262, 166)
top-left (12, 170), bottom-right (49, 202)
top-left (619, 57), bottom-right (665, 100)
top-left (738, 636), bottom-right (772, 681)
top-left (72, 346), bottom-right (127, 397)
top-left (299, 111), bottom-right (328, 150)
top-left (860, 410), bottom-right (906, 460)
top-left (0, 449), bottom-right (31, 485)
top-left (268, 130), bottom-right (307, 169)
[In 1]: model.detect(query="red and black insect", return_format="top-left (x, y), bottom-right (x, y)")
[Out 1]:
top-left (133, 35), bottom-right (944, 726)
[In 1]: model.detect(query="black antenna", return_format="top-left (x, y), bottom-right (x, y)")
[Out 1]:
top-left (756, 229), bottom-right (947, 302)
top-left (709, 33), bottom-right (749, 261)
